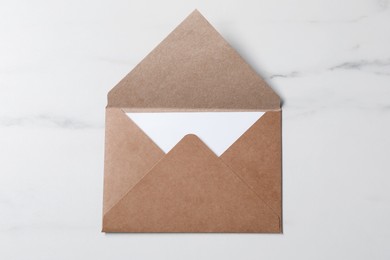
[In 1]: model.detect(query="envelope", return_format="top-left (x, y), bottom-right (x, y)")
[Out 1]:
top-left (102, 10), bottom-right (282, 233)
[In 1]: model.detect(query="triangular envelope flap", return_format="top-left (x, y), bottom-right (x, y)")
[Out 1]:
top-left (103, 108), bottom-right (165, 214)
top-left (107, 10), bottom-right (280, 111)
top-left (103, 134), bottom-right (280, 232)
top-left (221, 111), bottom-right (282, 218)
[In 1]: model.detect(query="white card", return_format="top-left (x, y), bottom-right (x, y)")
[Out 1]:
top-left (127, 112), bottom-right (265, 156)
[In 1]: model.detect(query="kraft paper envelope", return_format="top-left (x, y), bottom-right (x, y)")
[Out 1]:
top-left (102, 10), bottom-right (282, 233)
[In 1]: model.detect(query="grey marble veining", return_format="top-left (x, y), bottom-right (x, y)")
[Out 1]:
top-left (0, 115), bottom-right (103, 129)
top-left (329, 58), bottom-right (390, 74)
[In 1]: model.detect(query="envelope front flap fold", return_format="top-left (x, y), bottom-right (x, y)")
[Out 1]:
top-left (107, 10), bottom-right (280, 111)
top-left (103, 108), bottom-right (165, 214)
top-left (103, 134), bottom-right (280, 232)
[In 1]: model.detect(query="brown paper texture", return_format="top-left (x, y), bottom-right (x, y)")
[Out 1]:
top-left (108, 10), bottom-right (280, 112)
top-left (103, 10), bottom-right (282, 233)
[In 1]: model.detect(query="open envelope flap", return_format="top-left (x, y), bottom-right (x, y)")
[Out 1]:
top-left (103, 108), bottom-right (164, 214)
top-left (221, 111), bottom-right (282, 218)
top-left (103, 134), bottom-right (280, 233)
top-left (107, 10), bottom-right (280, 112)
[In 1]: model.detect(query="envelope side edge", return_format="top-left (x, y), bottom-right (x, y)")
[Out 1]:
top-left (103, 108), bottom-right (165, 216)
top-left (221, 111), bottom-right (282, 222)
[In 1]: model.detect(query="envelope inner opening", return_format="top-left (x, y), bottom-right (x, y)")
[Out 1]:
top-left (126, 112), bottom-right (265, 156)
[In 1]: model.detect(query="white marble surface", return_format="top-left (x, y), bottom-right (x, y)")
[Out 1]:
top-left (1, 0), bottom-right (390, 259)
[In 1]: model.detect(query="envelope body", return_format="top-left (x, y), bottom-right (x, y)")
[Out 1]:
top-left (102, 10), bottom-right (282, 233)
